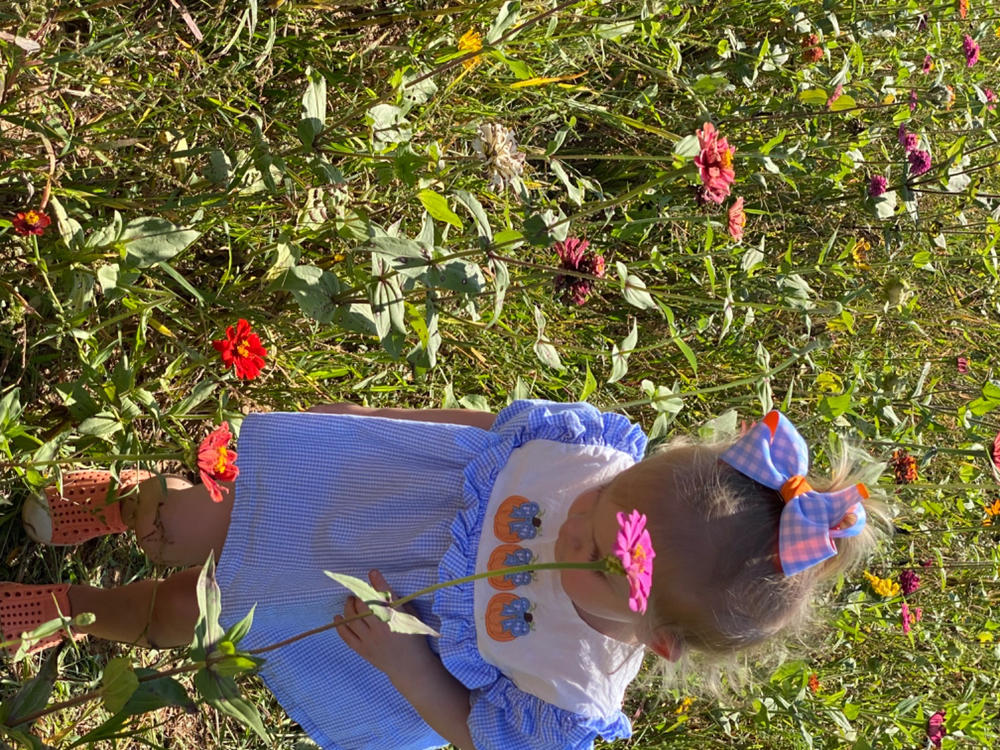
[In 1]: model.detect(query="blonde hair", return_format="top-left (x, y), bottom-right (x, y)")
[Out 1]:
top-left (604, 423), bottom-right (889, 685)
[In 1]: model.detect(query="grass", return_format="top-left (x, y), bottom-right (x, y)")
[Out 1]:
top-left (2, 0), bottom-right (1000, 747)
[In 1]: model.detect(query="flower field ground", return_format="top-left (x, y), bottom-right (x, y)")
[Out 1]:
top-left (1, 0), bottom-right (999, 747)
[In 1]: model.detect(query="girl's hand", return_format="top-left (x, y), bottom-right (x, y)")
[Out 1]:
top-left (334, 570), bottom-right (436, 679)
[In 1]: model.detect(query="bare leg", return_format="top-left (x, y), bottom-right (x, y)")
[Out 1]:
top-left (68, 567), bottom-right (202, 648)
top-left (120, 476), bottom-right (235, 567)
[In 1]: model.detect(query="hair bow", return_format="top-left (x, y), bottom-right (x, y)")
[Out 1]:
top-left (720, 411), bottom-right (868, 576)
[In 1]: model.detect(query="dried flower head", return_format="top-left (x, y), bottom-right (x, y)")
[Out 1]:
top-left (891, 449), bottom-right (918, 484)
top-left (801, 45), bottom-right (823, 63)
top-left (472, 123), bottom-right (527, 192)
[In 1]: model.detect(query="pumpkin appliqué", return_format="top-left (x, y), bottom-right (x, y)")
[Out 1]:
top-left (493, 495), bottom-right (542, 542)
top-left (485, 593), bottom-right (533, 642)
top-left (487, 544), bottom-right (535, 590)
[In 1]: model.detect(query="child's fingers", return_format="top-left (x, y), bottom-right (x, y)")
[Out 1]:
top-left (368, 569), bottom-right (393, 597)
top-left (334, 614), bottom-right (362, 649)
top-left (345, 596), bottom-right (374, 631)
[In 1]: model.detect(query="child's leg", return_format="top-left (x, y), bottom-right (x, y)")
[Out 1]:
top-left (68, 567), bottom-right (201, 648)
top-left (121, 476), bottom-right (235, 567)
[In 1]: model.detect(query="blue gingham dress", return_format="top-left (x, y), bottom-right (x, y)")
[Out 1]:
top-left (216, 400), bottom-right (648, 750)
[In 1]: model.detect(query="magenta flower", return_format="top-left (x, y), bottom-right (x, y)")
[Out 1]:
top-left (926, 710), bottom-right (946, 748)
top-left (898, 124), bottom-right (918, 153)
top-left (909, 90), bottom-right (918, 112)
top-left (868, 175), bottom-right (888, 197)
top-left (916, 13), bottom-right (927, 31)
top-left (826, 84), bottom-right (843, 109)
top-left (899, 568), bottom-right (921, 595)
top-left (991, 430), bottom-right (1000, 474)
top-left (553, 237), bottom-right (606, 306)
top-left (613, 509), bottom-right (656, 614)
top-left (986, 89), bottom-right (997, 111)
top-left (901, 602), bottom-right (912, 634)
top-left (908, 149), bottom-right (932, 176)
top-left (957, 356), bottom-right (969, 373)
top-left (694, 121), bottom-right (736, 204)
top-left (727, 196), bottom-right (746, 242)
top-left (963, 34), bottom-right (979, 67)
top-left (922, 55), bottom-right (933, 74)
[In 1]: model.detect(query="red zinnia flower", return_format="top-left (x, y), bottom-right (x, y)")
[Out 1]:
top-left (807, 673), bottom-right (820, 693)
top-left (926, 710), bottom-right (946, 748)
top-left (212, 318), bottom-right (267, 380)
top-left (12, 209), bottom-right (51, 236)
top-left (694, 122), bottom-right (736, 205)
top-left (727, 197), bottom-right (746, 242)
top-left (197, 423), bottom-right (238, 503)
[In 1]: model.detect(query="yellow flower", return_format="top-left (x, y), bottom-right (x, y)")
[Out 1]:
top-left (864, 571), bottom-right (901, 598)
top-left (458, 29), bottom-right (483, 70)
top-left (882, 92), bottom-right (896, 105)
top-left (851, 238), bottom-right (871, 270)
top-left (675, 697), bottom-right (693, 714)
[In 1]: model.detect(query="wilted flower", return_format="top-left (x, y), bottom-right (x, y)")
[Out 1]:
top-left (12, 209), bottom-right (51, 236)
top-left (727, 197), bottom-right (746, 242)
top-left (212, 318), bottom-right (268, 380)
top-left (899, 568), bottom-right (921, 595)
top-left (908, 149), bottom-right (932, 176)
top-left (457, 29), bottom-right (483, 70)
top-left (864, 571), bottom-right (901, 598)
top-left (472, 122), bottom-right (527, 192)
top-left (868, 175), bottom-right (888, 197)
top-left (957, 356), bottom-right (969, 373)
top-left (926, 710), bottom-right (946, 748)
top-left (801, 33), bottom-right (819, 47)
top-left (922, 55), bottom-right (934, 74)
top-left (891, 449), bottom-right (918, 484)
top-left (826, 84), bottom-right (843, 108)
top-left (553, 237), bottom-right (606, 306)
top-left (694, 121), bottom-right (736, 204)
top-left (801, 45), bottom-right (823, 63)
top-left (197, 423), bottom-right (239, 503)
top-left (963, 34), bottom-right (980, 67)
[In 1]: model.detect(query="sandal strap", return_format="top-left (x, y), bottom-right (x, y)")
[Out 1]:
top-left (43, 469), bottom-right (152, 545)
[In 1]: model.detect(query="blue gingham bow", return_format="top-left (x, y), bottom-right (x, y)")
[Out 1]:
top-left (720, 411), bottom-right (868, 576)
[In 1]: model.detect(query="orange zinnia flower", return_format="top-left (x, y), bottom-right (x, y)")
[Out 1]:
top-left (12, 209), bottom-right (51, 236)
top-left (197, 423), bottom-right (238, 503)
top-left (212, 318), bottom-right (268, 380)
top-left (891, 449), bottom-right (917, 484)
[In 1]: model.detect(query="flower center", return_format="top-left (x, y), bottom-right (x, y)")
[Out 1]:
top-left (214, 446), bottom-right (229, 475)
top-left (237, 341), bottom-right (250, 357)
top-left (25, 211), bottom-right (40, 225)
top-left (632, 543), bottom-right (647, 570)
top-left (720, 149), bottom-right (733, 169)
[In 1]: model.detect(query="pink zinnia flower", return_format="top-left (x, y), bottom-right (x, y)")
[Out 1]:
top-left (991, 430), bottom-right (1000, 474)
top-left (922, 55), bottom-right (933, 74)
top-left (694, 122), bottom-right (736, 204)
top-left (957, 356), bottom-right (969, 373)
top-left (986, 88), bottom-right (997, 111)
top-left (908, 149), bottom-right (932, 176)
top-left (613, 509), bottom-right (656, 614)
top-left (901, 602), bottom-right (912, 634)
top-left (909, 90), bottom-right (918, 112)
top-left (899, 568), bottom-right (920, 595)
top-left (926, 710), bottom-right (946, 748)
top-left (727, 197), bottom-right (746, 242)
top-left (868, 175), bottom-right (888, 197)
top-left (197, 423), bottom-right (239, 503)
top-left (553, 237), bottom-right (606, 306)
top-left (963, 34), bottom-right (979, 67)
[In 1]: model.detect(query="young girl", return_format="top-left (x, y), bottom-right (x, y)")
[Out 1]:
top-left (2, 400), bottom-right (884, 750)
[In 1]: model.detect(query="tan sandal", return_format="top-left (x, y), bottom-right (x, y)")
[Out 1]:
top-left (0, 583), bottom-right (84, 655)
top-left (22, 469), bottom-right (153, 546)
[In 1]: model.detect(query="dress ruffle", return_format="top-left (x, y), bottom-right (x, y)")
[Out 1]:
top-left (433, 400), bottom-right (647, 749)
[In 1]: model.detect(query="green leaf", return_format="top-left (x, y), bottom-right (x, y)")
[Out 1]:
top-left (673, 134), bottom-right (700, 158)
top-left (299, 66), bottom-right (327, 148)
top-left (641, 379), bottom-right (684, 416)
top-left (549, 160), bottom-right (582, 205)
top-left (324, 572), bottom-right (391, 621)
top-left (691, 74), bottom-right (728, 94)
top-left (829, 93), bottom-right (857, 112)
top-left (101, 657), bottom-right (139, 714)
top-left (818, 392), bottom-right (852, 420)
top-left (418, 189), bottom-right (463, 230)
top-left (271, 264), bottom-right (342, 324)
top-left (369, 235), bottom-right (426, 261)
top-left (798, 88), bottom-right (828, 106)
top-left (532, 306), bottom-right (565, 371)
top-left (190, 552), bottom-right (224, 660)
top-left (452, 190), bottom-right (492, 242)
top-left (873, 190), bottom-right (897, 220)
top-left (664, 306), bottom-right (697, 375)
top-left (121, 217), bottom-right (200, 268)
top-left (382, 608), bottom-right (440, 637)
top-left (608, 318), bottom-right (638, 384)
top-left (579, 363), bottom-right (597, 401)
top-left (0, 388), bottom-right (23, 429)
top-left (224, 605), bottom-right (257, 646)
top-left (1, 643), bottom-right (62, 726)
top-left (486, 0), bottom-right (521, 43)
top-left (194, 669), bottom-right (268, 742)
top-left (616, 262), bottom-right (657, 310)
top-left (367, 103), bottom-right (411, 144)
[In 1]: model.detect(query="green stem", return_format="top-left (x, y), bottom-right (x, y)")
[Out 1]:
top-left (0, 452), bottom-right (183, 469)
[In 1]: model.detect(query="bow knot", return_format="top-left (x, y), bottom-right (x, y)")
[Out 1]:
top-left (720, 411), bottom-right (868, 576)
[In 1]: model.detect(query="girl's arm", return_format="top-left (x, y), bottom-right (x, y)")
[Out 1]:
top-left (306, 402), bottom-right (496, 430)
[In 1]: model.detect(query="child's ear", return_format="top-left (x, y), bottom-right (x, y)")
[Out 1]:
top-left (647, 627), bottom-right (683, 662)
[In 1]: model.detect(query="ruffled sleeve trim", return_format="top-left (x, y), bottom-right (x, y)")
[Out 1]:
top-left (433, 400), bottom-right (647, 744)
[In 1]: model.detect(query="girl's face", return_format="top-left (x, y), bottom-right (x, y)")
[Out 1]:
top-left (555, 485), bottom-right (641, 633)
